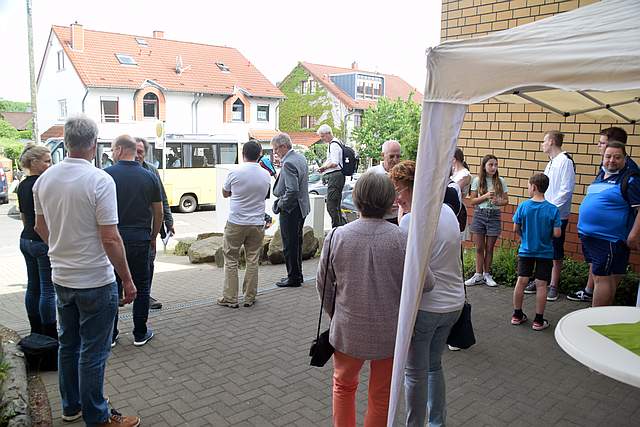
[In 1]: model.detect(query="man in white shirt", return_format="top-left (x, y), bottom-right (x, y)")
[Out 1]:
top-left (217, 140), bottom-right (271, 308)
top-left (369, 139), bottom-right (402, 224)
top-left (524, 130), bottom-right (575, 301)
top-left (317, 124), bottom-right (346, 228)
top-left (33, 116), bottom-right (140, 427)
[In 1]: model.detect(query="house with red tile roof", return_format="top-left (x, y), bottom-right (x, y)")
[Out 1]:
top-left (278, 61), bottom-right (422, 146)
top-left (37, 23), bottom-right (284, 148)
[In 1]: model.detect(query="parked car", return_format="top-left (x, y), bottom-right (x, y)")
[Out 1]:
top-left (0, 168), bottom-right (9, 205)
top-left (340, 189), bottom-right (358, 223)
top-left (308, 173), bottom-right (358, 197)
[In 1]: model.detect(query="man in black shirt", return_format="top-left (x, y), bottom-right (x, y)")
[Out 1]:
top-left (106, 135), bottom-right (162, 347)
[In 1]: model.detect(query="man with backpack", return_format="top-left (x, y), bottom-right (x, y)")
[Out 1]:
top-left (524, 131), bottom-right (575, 301)
top-left (317, 124), bottom-right (347, 228)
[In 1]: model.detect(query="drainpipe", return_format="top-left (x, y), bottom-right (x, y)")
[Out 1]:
top-left (192, 93), bottom-right (203, 134)
top-left (81, 88), bottom-right (89, 113)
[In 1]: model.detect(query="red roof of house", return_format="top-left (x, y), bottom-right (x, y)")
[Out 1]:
top-left (40, 125), bottom-right (64, 141)
top-left (48, 26), bottom-right (284, 98)
top-left (0, 112), bottom-right (32, 131)
top-left (249, 129), bottom-right (280, 142)
top-left (288, 131), bottom-right (320, 148)
top-left (299, 62), bottom-right (422, 110)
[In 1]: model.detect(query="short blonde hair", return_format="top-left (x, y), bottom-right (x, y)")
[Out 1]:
top-left (19, 143), bottom-right (51, 170)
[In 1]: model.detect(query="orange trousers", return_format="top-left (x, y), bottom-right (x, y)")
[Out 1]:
top-left (332, 351), bottom-right (394, 427)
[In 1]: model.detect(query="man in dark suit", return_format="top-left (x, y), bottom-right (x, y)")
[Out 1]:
top-left (271, 133), bottom-right (310, 287)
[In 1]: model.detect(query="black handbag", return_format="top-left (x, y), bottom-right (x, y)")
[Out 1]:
top-left (309, 229), bottom-right (337, 367)
top-left (447, 248), bottom-right (476, 349)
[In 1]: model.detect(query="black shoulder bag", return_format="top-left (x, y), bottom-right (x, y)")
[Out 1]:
top-left (447, 247), bottom-right (476, 349)
top-left (309, 229), bottom-right (337, 367)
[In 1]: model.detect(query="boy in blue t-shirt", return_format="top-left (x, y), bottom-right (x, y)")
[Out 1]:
top-left (512, 173), bottom-right (562, 331)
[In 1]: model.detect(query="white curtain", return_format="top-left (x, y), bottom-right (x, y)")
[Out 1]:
top-left (387, 101), bottom-right (467, 425)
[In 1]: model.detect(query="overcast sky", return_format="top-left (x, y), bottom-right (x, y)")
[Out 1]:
top-left (0, 0), bottom-right (441, 102)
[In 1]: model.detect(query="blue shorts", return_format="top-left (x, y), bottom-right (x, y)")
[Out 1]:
top-left (579, 234), bottom-right (629, 276)
top-left (552, 219), bottom-right (569, 260)
top-left (470, 208), bottom-right (501, 237)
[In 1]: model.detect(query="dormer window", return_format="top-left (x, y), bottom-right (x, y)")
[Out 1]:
top-left (135, 38), bottom-right (148, 46)
top-left (232, 99), bottom-right (245, 121)
top-left (143, 93), bottom-right (159, 119)
top-left (115, 53), bottom-right (137, 65)
top-left (356, 74), bottom-right (384, 100)
top-left (216, 62), bottom-right (230, 72)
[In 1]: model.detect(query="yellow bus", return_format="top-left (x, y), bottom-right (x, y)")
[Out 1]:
top-left (46, 135), bottom-right (240, 213)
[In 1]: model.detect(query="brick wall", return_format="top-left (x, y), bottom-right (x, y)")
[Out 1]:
top-left (134, 87), bottom-right (166, 121)
top-left (441, 0), bottom-right (640, 267)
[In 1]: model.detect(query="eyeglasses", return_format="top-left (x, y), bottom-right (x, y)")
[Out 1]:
top-left (395, 186), bottom-right (408, 196)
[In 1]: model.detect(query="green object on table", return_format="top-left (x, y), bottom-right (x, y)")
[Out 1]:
top-left (589, 321), bottom-right (640, 357)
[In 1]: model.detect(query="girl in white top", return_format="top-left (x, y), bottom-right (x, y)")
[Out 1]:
top-left (451, 147), bottom-right (471, 197)
top-left (390, 160), bottom-right (464, 427)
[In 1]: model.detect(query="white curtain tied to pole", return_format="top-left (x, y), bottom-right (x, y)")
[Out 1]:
top-left (388, 1), bottom-right (640, 424)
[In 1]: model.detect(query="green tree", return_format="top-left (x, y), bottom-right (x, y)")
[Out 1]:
top-left (0, 138), bottom-right (25, 165)
top-left (303, 143), bottom-right (326, 167)
top-left (0, 100), bottom-right (30, 112)
top-left (352, 95), bottom-right (421, 163)
top-left (0, 118), bottom-right (19, 139)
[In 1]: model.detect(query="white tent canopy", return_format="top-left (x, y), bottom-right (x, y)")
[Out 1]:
top-left (389, 0), bottom-right (640, 424)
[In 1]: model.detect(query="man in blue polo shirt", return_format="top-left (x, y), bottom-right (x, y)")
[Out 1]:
top-left (578, 141), bottom-right (640, 307)
top-left (106, 135), bottom-right (163, 347)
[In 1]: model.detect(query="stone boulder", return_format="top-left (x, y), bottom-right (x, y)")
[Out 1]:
top-left (174, 238), bottom-right (196, 256)
top-left (188, 235), bottom-right (224, 264)
top-left (196, 232), bottom-right (223, 240)
top-left (267, 226), bottom-right (319, 264)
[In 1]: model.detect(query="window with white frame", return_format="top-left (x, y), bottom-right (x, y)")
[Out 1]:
top-left (353, 113), bottom-right (362, 128)
top-left (300, 80), bottom-right (308, 94)
top-left (300, 115), bottom-right (316, 129)
top-left (57, 50), bottom-right (65, 71)
top-left (232, 99), bottom-right (245, 121)
top-left (356, 74), bottom-right (384, 100)
top-left (257, 105), bottom-right (269, 122)
top-left (100, 97), bottom-right (119, 122)
top-left (58, 99), bottom-right (67, 119)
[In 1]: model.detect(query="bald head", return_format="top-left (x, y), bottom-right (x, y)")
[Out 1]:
top-left (381, 140), bottom-right (401, 171)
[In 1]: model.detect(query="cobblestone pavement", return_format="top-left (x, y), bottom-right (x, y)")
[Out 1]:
top-left (2, 204), bottom-right (639, 426)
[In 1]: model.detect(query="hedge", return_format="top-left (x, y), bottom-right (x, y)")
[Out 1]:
top-left (463, 242), bottom-right (639, 306)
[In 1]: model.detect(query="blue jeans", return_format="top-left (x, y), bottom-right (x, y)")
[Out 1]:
top-left (113, 240), bottom-right (151, 341)
top-left (20, 238), bottom-right (56, 324)
top-left (56, 282), bottom-right (117, 426)
top-left (404, 309), bottom-right (462, 427)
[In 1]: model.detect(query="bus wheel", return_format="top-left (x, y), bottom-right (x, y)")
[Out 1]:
top-left (179, 195), bottom-right (197, 213)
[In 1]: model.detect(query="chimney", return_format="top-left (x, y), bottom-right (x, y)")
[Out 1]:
top-left (71, 21), bottom-right (84, 51)
top-left (153, 30), bottom-right (164, 39)
top-left (351, 61), bottom-right (358, 70)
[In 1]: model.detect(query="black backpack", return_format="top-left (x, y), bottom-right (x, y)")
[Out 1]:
top-left (444, 184), bottom-right (468, 232)
top-left (332, 141), bottom-right (359, 177)
top-left (18, 333), bottom-right (58, 371)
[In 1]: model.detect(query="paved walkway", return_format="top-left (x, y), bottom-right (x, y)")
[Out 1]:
top-left (1, 203), bottom-right (639, 425)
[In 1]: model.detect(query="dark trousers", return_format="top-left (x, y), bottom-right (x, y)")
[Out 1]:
top-left (325, 171), bottom-right (346, 228)
top-left (113, 240), bottom-right (151, 341)
top-left (280, 205), bottom-right (305, 283)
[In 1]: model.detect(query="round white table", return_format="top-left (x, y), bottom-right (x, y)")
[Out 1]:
top-left (555, 306), bottom-right (640, 388)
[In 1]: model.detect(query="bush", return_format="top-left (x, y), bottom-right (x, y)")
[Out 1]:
top-left (0, 138), bottom-right (24, 165)
top-left (463, 243), bottom-right (639, 306)
top-left (17, 129), bottom-right (32, 139)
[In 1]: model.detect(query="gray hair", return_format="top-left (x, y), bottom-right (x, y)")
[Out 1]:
top-left (64, 115), bottom-right (98, 152)
top-left (352, 171), bottom-right (395, 218)
top-left (135, 136), bottom-right (149, 151)
top-left (381, 139), bottom-right (401, 153)
top-left (317, 124), bottom-right (333, 136)
top-left (271, 132), bottom-right (292, 149)
top-left (19, 143), bottom-right (50, 170)
top-left (113, 134), bottom-right (137, 152)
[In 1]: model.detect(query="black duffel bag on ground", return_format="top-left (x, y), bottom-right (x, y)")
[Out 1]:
top-left (18, 333), bottom-right (58, 371)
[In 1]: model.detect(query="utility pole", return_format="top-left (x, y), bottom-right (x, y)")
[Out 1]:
top-left (26, 0), bottom-right (39, 143)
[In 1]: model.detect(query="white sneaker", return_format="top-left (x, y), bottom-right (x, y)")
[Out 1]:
top-left (465, 273), bottom-right (484, 286)
top-left (483, 273), bottom-right (498, 287)
top-left (448, 345), bottom-right (461, 351)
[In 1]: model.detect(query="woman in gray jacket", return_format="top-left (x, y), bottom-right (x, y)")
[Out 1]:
top-left (316, 171), bottom-right (407, 427)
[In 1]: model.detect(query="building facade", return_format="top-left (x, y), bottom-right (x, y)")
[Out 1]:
top-left (278, 61), bottom-right (422, 146)
top-left (37, 24), bottom-right (283, 145)
top-left (442, 0), bottom-right (640, 264)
